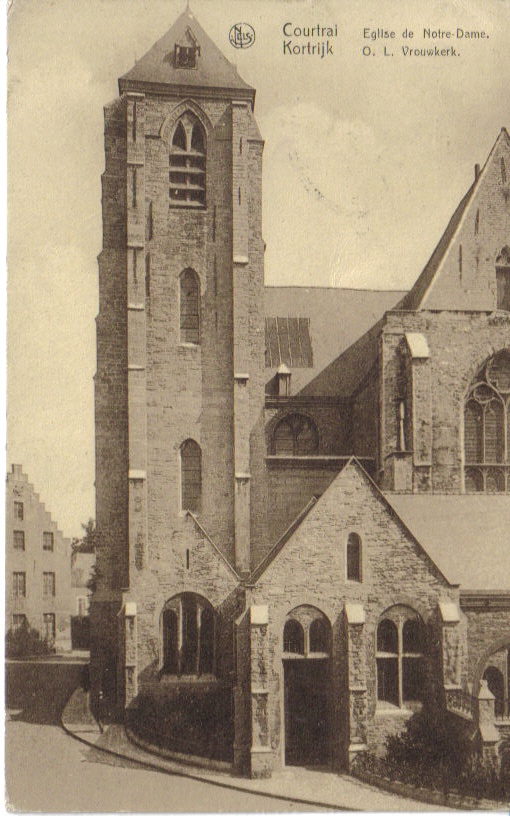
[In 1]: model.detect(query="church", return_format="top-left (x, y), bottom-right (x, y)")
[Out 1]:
top-left (90, 8), bottom-right (510, 777)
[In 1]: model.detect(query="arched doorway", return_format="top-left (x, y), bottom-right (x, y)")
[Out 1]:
top-left (483, 665), bottom-right (505, 718)
top-left (282, 606), bottom-right (331, 766)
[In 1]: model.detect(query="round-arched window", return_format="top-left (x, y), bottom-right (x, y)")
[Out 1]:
top-left (271, 414), bottom-right (319, 456)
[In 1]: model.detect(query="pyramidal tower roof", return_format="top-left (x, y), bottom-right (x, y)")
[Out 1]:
top-left (119, 8), bottom-right (255, 103)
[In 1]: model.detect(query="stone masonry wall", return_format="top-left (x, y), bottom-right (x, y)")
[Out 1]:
top-left (250, 461), bottom-right (458, 770)
top-left (381, 310), bottom-right (510, 492)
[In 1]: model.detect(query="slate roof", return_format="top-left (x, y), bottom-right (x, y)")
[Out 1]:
top-left (119, 9), bottom-right (254, 101)
top-left (396, 128), bottom-right (510, 311)
top-left (264, 287), bottom-right (404, 393)
top-left (388, 494), bottom-right (510, 591)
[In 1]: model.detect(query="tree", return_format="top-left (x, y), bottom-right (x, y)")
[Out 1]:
top-left (6, 621), bottom-right (54, 658)
top-left (72, 518), bottom-right (98, 554)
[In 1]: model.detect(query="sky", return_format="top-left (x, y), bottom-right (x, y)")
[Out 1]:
top-left (7, 0), bottom-right (510, 537)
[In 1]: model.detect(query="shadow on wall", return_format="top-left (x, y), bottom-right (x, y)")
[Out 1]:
top-left (126, 682), bottom-right (234, 762)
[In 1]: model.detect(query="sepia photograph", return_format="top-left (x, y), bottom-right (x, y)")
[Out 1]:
top-left (5, 0), bottom-right (510, 810)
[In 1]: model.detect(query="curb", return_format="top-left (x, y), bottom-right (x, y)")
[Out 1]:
top-left (60, 713), bottom-right (345, 811)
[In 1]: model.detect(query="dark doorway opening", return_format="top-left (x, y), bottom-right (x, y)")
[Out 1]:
top-left (284, 659), bottom-right (330, 766)
top-left (483, 665), bottom-right (505, 718)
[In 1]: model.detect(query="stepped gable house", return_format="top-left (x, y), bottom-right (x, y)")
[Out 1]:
top-left (6, 464), bottom-right (73, 650)
top-left (91, 8), bottom-right (510, 777)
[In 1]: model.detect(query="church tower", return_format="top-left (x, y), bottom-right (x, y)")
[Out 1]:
top-left (92, 9), bottom-right (266, 712)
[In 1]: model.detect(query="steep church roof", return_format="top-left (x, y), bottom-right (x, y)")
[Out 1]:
top-left (264, 287), bottom-right (404, 393)
top-left (397, 127), bottom-right (510, 311)
top-left (389, 494), bottom-right (510, 592)
top-left (119, 9), bottom-right (255, 102)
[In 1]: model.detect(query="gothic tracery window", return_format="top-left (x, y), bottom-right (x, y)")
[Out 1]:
top-left (464, 350), bottom-right (510, 492)
top-left (271, 414), bottom-right (319, 456)
top-left (169, 113), bottom-right (206, 207)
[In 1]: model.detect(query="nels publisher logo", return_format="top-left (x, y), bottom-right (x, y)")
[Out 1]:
top-left (229, 23), bottom-right (255, 49)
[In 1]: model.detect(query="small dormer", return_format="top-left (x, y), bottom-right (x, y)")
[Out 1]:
top-left (276, 363), bottom-right (292, 397)
top-left (174, 27), bottom-right (201, 68)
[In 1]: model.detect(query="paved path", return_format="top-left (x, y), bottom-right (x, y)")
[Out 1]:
top-left (6, 660), bottom-right (453, 812)
top-left (5, 719), bottom-right (324, 812)
top-left (63, 697), bottom-right (447, 811)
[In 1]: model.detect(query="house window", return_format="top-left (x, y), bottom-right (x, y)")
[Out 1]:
top-left (376, 607), bottom-right (424, 709)
top-left (161, 593), bottom-right (215, 675)
top-left (496, 247), bottom-right (510, 311)
top-left (12, 614), bottom-right (27, 631)
top-left (169, 113), bottom-right (206, 207)
top-left (271, 414), bottom-right (319, 455)
top-left (13, 530), bottom-right (25, 550)
top-left (13, 572), bottom-right (26, 597)
top-left (464, 349), bottom-right (510, 492)
top-left (346, 532), bottom-right (362, 581)
top-left (180, 268), bottom-right (200, 344)
top-left (43, 572), bottom-right (56, 597)
top-left (283, 619), bottom-right (305, 654)
top-left (43, 532), bottom-right (54, 551)
top-left (14, 501), bottom-right (23, 520)
top-left (43, 613), bottom-right (56, 643)
top-left (180, 439), bottom-right (202, 512)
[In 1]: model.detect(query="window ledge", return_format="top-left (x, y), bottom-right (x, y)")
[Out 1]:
top-left (375, 702), bottom-right (422, 717)
top-left (158, 673), bottom-right (218, 685)
top-left (282, 651), bottom-right (330, 660)
top-left (178, 342), bottom-right (200, 350)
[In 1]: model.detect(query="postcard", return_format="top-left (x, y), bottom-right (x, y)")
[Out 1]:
top-left (6, 0), bottom-right (510, 811)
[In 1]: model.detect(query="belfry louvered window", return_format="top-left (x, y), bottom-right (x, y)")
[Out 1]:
top-left (464, 349), bottom-right (510, 492)
top-left (169, 114), bottom-right (206, 208)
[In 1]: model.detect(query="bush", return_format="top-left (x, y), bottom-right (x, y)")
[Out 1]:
top-left (6, 622), bottom-right (55, 658)
top-left (355, 702), bottom-right (510, 802)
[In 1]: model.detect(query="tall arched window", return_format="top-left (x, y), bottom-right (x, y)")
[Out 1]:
top-left (181, 439), bottom-right (201, 512)
top-left (464, 350), bottom-right (510, 492)
top-left (376, 607), bottom-right (424, 708)
top-left (496, 246), bottom-right (510, 311)
top-left (169, 113), bottom-right (206, 207)
top-left (271, 414), bottom-right (319, 456)
top-left (346, 532), bottom-right (362, 582)
top-left (283, 619), bottom-right (305, 655)
top-left (180, 269), bottom-right (200, 344)
top-left (283, 606), bottom-right (331, 658)
top-left (309, 618), bottom-right (330, 653)
top-left (179, 269), bottom-right (200, 345)
top-left (161, 593), bottom-right (215, 676)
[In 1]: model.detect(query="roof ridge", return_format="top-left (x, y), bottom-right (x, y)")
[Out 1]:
top-left (397, 127), bottom-right (508, 311)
